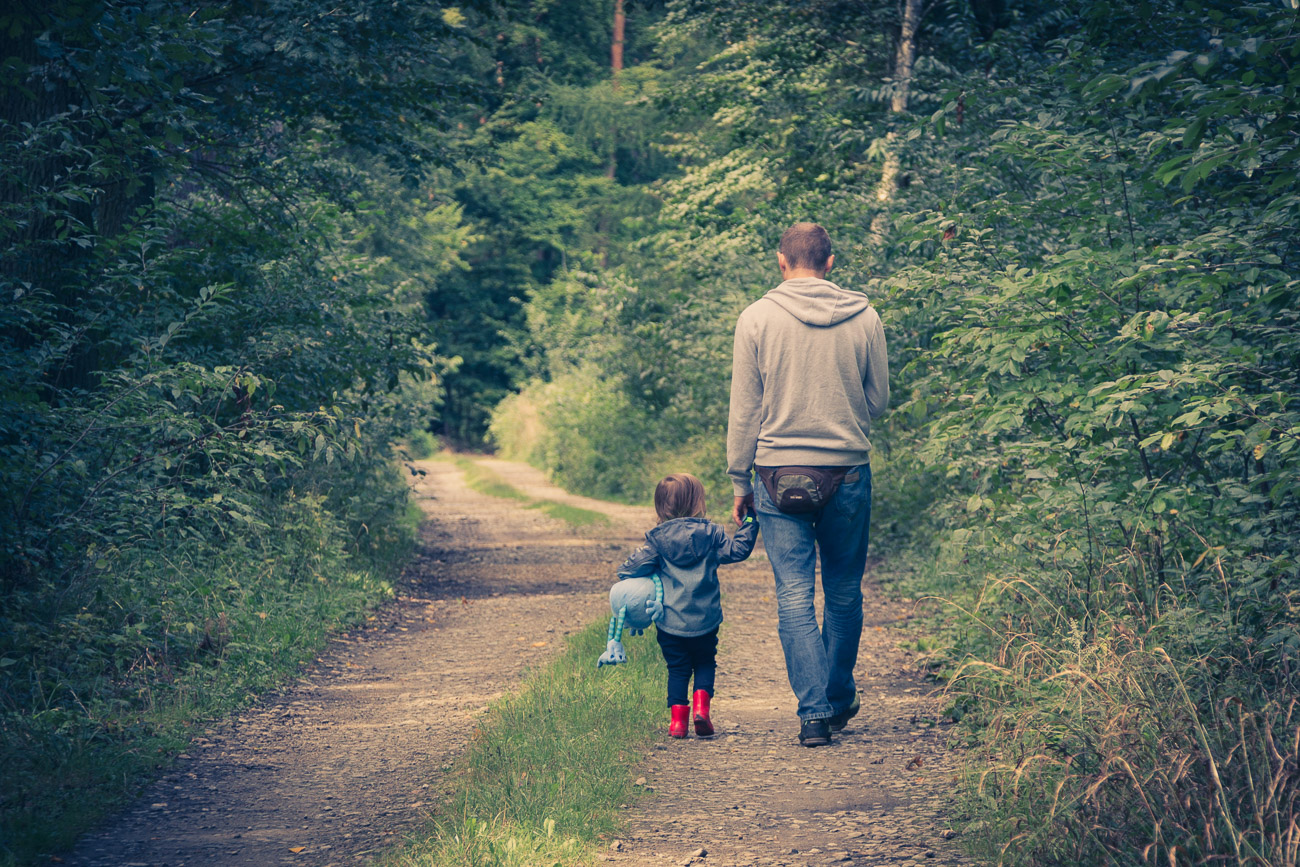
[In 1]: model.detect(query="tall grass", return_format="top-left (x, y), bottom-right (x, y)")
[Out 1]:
top-left (384, 620), bottom-right (664, 867)
top-left (894, 554), bottom-right (1300, 867)
top-left (0, 474), bottom-right (416, 865)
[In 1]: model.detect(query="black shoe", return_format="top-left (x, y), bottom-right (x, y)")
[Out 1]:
top-left (828, 692), bottom-right (861, 733)
top-left (799, 718), bottom-right (831, 747)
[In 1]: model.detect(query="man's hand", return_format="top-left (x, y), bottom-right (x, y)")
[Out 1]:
top-left (733, 494), bottom-right (754, 527)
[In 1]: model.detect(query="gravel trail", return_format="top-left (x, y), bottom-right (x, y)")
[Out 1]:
top-left (64, 457), bottom-right (967, 867)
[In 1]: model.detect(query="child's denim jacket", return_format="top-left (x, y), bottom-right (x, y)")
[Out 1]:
top-left (617, 516), bottom-right (758, 637)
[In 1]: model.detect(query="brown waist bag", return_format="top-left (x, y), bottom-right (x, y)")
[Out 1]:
top-left (756, 465), bottom-right (851, 514)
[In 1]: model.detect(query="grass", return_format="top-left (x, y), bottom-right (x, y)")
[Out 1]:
top-left (447, 455), bottom-right (610, 527)
top-left (381, 619), bottom-right (665, 867)
top-left (0, 489), bottom-right (417, 867)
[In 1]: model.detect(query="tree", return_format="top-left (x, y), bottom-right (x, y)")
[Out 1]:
top-left (868, 0), bottom-right (923, 245)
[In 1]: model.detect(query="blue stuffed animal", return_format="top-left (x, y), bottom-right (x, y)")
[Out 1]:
top-left (596, 575), bottom-right (664, 667)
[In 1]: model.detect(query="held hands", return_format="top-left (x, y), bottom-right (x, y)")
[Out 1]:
top-left (732, 493), bottom-right (754, 527)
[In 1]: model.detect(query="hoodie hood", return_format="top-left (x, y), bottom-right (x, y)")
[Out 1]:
top-left (764, 277), bottom-right (872, 327)
top-left (645, 517), bottom-right (719, 567)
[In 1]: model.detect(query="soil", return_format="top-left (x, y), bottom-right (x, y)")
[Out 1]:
top-left (65, 457), bottom-right (969, 867)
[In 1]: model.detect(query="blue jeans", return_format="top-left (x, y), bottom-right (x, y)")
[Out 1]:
top-left (754, 464), bottom-right (871, 721)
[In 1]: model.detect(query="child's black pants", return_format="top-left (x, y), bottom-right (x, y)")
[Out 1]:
top-left (655, 627), bottom-right (718, 706)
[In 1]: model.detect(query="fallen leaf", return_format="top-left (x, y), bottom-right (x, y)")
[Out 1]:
top-left (289, 846), bottom-right (306, 854)
top-left (532, 641), bottom-right (547, 647)
top-left (905, 755), bottom-right (924, 771)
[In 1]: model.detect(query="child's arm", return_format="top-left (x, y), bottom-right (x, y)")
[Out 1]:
top-left (617, 544), bottom-right (660, 579)
top-left (716, 513), bottom-right (759, 564)
top-left (626, 573), bottom-right (666, 633)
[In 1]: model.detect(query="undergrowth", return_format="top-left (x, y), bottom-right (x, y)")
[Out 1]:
top-left (878, 543), bottom-right (1300, 867)
top-left (0, 471), bottom-right (417, 866)
top-left (382, 619), bottom-right (664, 867)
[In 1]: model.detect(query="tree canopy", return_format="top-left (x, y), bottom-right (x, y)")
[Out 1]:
top-left (2, 0), bottom-right (1298, 863)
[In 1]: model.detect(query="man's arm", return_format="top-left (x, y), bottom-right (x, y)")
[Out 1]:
top-left (864, 309), bottom-right (890, 419)
top-left (727, 310), bottom-right (762, 517)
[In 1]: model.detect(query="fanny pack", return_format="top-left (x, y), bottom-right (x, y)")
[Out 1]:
top-left (756, 465), bottom-right (853, 514)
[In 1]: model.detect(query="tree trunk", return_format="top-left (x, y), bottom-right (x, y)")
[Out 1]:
top-left (611, 0), bottom-right (625, 81)
top-left (869, 0), bottom-right (923, 246)
top-left (607, 0), bottom-right (625, 182)
top-left (890, 0), bottom-right (922, 113)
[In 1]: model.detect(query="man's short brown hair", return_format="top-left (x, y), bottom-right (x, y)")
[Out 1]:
top-left (654, 473), bottom-right (707, 523)
top-left (779, 222), bottom-right (833, 271)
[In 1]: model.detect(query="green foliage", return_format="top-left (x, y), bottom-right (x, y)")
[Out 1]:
top-left (490, 0), bottom-right (1300, 863)
top-left (0, 1), bottom-right (481, 861)
top-left (0, 481), bottom-right (408, 862)
top-left (875, 3), bottom-right (1300, 861)
top-left (493, 365), bottom-right (653, 502)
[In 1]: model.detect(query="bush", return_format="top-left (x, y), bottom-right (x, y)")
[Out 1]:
top-left (491, 366), bottom-right (656, 503)
top-left (0, 473), bottom-right (410, 862)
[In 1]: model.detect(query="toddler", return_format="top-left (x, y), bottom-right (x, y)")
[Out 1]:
top-left (616, 473), bottom-right (758, 737)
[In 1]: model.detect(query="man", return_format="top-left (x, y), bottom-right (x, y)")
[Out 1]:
top-left (727, 222), bottom-right (889, 747)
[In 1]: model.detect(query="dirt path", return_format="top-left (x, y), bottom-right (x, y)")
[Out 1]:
top-left (65, 458), bottom-right (967, 867)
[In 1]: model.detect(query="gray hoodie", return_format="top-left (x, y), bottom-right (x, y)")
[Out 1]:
top-left (727, 277), bottom-right (889, 497)
top-left (617, 516), bottom-right (758, 637)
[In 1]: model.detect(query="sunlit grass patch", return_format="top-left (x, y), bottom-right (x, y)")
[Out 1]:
top-left (382, 620), bottom-right (664, 867)
top-left (527, 500), bottom-right (609, 527)
top-left (447, 455), bottom-right (610, 527)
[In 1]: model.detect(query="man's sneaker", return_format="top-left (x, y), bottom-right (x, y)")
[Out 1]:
top-left (798, 718), bottom-right (832, 747)
top-left (828, 692), bottom-right (861, 732)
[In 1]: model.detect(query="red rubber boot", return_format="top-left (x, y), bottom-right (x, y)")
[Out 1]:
top-left (692, 690), bottom-right (714, 738)
top-left (669, 704), bottom-right (690, 738)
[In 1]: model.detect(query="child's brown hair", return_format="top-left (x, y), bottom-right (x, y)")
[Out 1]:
top-left (654, 473), bottom-right (707, 523)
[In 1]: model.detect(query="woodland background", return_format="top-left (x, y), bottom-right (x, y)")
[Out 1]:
top-left (2, 0), bottom-right (1298, 864)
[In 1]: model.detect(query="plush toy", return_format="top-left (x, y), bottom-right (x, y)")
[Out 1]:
top-left (596, 574), bottom-right (664, 667)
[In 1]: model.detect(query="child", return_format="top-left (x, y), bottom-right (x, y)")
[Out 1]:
top-left (616, 473), bottom-right (758, 738)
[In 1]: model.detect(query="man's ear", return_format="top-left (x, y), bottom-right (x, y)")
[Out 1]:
top-left (777, 251), bottom-right (788, 275)
top-left (824, 254), bottom-right (835, 275)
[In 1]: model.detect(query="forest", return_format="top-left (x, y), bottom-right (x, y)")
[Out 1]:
top-left (2, 0), bottom-right (1298, 864)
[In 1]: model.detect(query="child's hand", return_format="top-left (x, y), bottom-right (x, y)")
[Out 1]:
top-left (646, 598), bottom-right (664, 623)
top-left (732, 494), bottom-right (754, 527)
